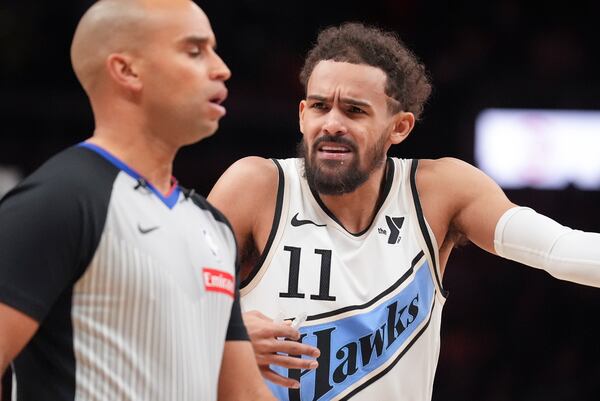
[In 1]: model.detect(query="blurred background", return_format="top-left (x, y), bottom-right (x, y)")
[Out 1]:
top-left (2, 0), bottom-right (600, 400)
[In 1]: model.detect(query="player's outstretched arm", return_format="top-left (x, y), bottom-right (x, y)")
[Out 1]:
top-left (0, 303), bottom-right (38, 375)
top-left (243, 310), bottom-right (320, 389)
top-left (434, 158), bottom-right (600, 287)
top-left (218, 341), bottom-right (276, 401)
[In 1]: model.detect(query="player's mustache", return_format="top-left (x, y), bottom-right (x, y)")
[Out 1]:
top-left (312, 135), bottom-right (357, 153)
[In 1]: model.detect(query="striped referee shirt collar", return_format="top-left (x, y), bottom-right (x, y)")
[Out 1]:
top-left (78, 142), bottom-right (181, 209)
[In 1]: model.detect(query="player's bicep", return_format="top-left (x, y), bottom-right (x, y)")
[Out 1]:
top-left (449, 160), bottom-right (516, 253)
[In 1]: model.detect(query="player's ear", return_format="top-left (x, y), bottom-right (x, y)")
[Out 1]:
top-left (299, 100), bottom-right (307, 135)
top-left (106, 53), bottom-right (142, 91)
top-left (390, 112), bottom-right (415, 145)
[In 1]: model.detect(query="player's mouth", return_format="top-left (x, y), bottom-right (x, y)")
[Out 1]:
top-left (208, 88), bottom-right (228, 118)
top-left (314, 138), bottom-right (355, 162)
top-left (318, 144), bottom-right (351, 160)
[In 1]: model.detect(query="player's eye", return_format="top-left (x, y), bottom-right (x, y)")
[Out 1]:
top-left (348, 105), bottom-right (365, 114)
top-left (310, 102), bottom-right (327, 110)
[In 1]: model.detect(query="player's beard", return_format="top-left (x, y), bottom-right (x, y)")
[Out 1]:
top-left (297, 133), bottom-right (387, 195)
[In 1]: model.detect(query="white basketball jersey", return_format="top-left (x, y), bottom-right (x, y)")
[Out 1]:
top-left (240, 157), bottom-right (447, 401)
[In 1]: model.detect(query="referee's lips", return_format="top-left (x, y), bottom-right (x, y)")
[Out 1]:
top-left (207, 87), bottom-right (228, 118)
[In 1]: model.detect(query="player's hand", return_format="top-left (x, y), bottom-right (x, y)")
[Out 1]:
top-left (243, 310), bottom-right (320, 388)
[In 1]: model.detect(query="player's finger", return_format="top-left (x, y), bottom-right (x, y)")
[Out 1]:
top-left (262, 354), bottom-right (319, 370)
top-left (260, 339), bottom-right (320, 358)
top-left (251, 324), bottom-right (299, 341)
top-left (266, 324), bottom-right (301, 340)
top-left (261, 368), bottom-right (300, 389)
top-left (243, 309), bottom-right (272, 321)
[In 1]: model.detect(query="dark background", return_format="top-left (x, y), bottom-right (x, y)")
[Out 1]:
top-left (2, 1), bottom-right (600, 400)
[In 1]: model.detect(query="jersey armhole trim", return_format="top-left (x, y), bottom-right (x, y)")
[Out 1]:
top-left (409, 159), bottom-right (448, 298)
top-left (240, 158), bottom-right (285, 289)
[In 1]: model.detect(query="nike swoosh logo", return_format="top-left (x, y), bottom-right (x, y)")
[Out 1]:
top-left (138, 224), bottom-right (160, 234)
top-left (290, 213), bottom-right (326, 227)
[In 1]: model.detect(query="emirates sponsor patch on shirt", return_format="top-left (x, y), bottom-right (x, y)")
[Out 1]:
top-left (202, 268), bottom-right (235, 298)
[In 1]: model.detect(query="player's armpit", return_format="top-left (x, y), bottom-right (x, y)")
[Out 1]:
top-left (0, 303), bottom-right (39, 375)
top-left (218, 341), bottom-right (276, 401)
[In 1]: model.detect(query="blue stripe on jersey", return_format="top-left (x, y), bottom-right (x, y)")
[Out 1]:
top-left (78, 142), bottom-right (181, 209)
top-left (268, 261), bottom-right (435, 401)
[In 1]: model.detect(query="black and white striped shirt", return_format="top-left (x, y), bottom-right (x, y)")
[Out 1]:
top-left (0, 143), bottom-right (247, 401)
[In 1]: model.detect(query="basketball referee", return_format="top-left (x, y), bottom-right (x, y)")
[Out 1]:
top-left (0, 1), bottom-right (274, 400)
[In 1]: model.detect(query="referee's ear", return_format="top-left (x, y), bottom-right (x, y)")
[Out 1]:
top-left (106, 53), bottom-right (142, 92)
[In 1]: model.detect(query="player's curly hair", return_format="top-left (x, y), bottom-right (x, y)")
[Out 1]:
top-left (299, 23), bottom-right (432, 119)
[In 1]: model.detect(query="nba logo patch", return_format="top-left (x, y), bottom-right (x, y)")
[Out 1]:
top-left (202, 268), bottom-right (234, 298)
top-left (202, 229), bottom-right (220, 260)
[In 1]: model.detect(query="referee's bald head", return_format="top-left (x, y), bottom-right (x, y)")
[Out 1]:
top-left (70, 0), bottom-right (209, 95)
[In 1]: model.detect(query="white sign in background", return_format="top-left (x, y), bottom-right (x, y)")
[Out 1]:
top-left (475, 109), bottom-right (600, 190)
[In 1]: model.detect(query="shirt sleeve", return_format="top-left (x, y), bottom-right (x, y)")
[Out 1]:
top-left (0, 150), bottom-right (114, 322)
top-left (225, 276), bottom-right (249, 341)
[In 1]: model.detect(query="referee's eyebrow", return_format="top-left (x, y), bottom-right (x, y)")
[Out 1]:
top-left (180, 35), bottom-right (217, 49)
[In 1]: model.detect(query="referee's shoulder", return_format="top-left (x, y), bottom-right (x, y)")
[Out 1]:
top-left (2, 145), bottom-right (118, 206)
top-left (185, 189), bottom-right (233, 229)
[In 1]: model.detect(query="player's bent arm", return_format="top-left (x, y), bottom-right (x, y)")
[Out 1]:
top-left (0, 303), bottom-right (39, 374)
top-left (208, 157), bottom-right (279, 259)
top-left (218, 341), bottom-right (276, 401)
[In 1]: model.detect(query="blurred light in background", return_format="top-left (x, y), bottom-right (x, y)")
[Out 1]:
top-left (475, 108), bottom-right (600, 190)
top-left (0, 165), bottom-right (22, 198)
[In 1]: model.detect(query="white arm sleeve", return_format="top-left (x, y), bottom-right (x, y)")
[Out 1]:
top-left (494, 206), bottom-right (600, 287)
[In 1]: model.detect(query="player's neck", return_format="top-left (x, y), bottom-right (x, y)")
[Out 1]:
top-left (86, 131), bottom-right (177, 195)
top-left (318, 163), bottom-right (388, 234)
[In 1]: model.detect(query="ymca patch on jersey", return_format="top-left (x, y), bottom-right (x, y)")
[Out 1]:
top-left (202, 268), bottom-right (235, 298)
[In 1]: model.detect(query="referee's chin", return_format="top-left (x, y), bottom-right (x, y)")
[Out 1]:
top-left (186, 122), bottom-right (221, 145)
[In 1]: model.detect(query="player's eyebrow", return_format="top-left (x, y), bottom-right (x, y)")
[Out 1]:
top-left (340, 97), bottom-right (372, 108)
top-left (307, 94), bottom-right (372, 108)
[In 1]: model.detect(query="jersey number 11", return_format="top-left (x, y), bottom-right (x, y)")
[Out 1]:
top-left (279, 246), bottom-right (337, 301)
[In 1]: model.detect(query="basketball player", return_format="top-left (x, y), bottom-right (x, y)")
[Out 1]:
top-left (0, 1), bottom-right (274, 400)
top-left (208, 23), bottom-right (600, 400)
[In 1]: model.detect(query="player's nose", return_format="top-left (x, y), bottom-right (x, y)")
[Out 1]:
top-left (322, 109), bottom-right (348, 136)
